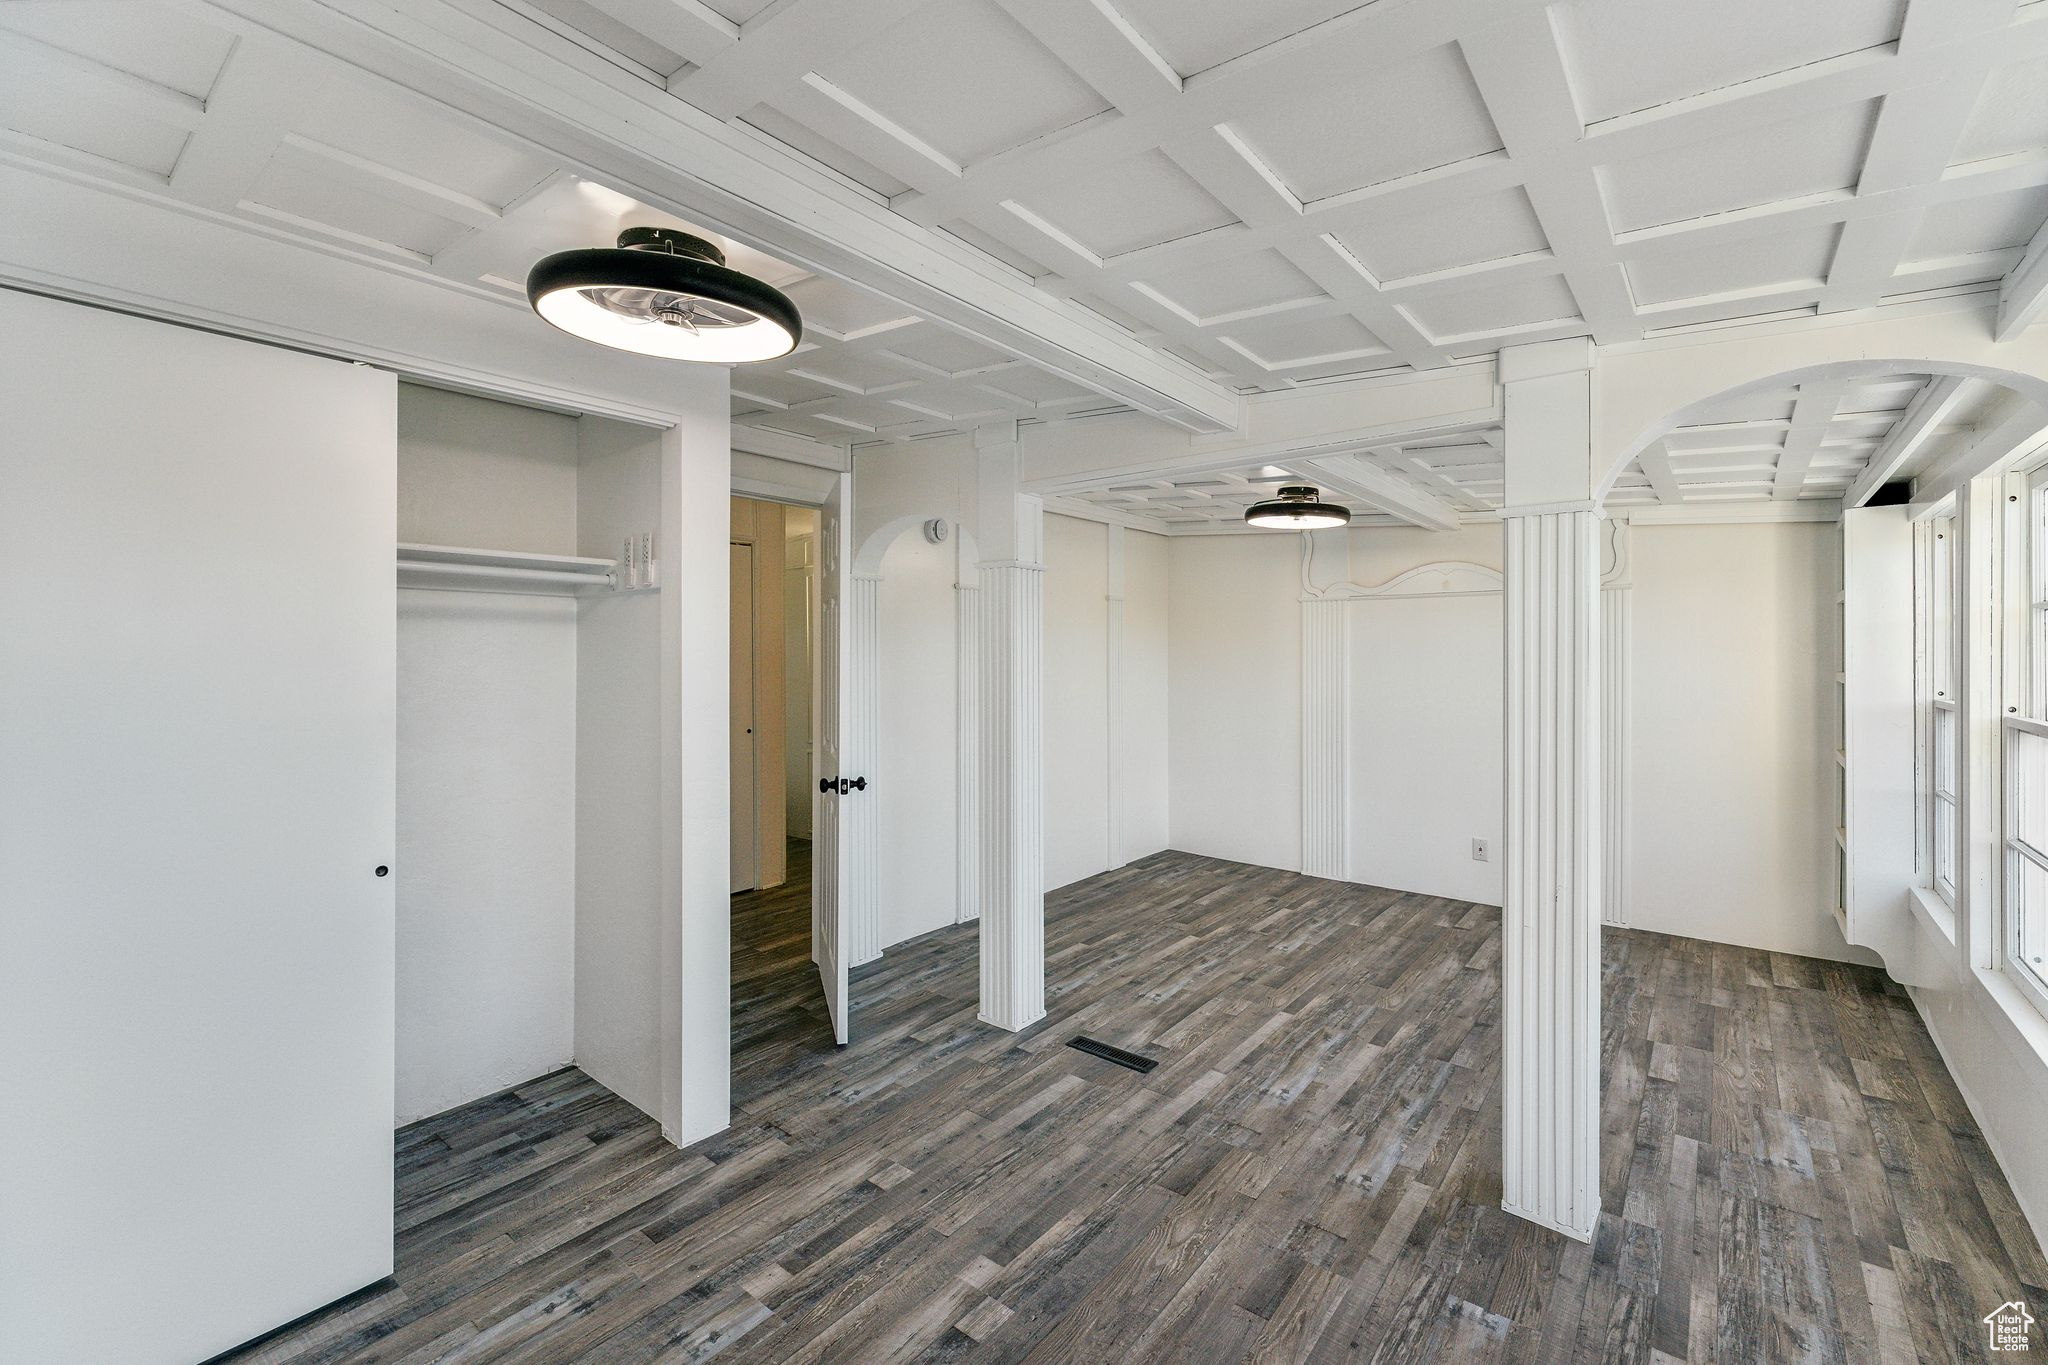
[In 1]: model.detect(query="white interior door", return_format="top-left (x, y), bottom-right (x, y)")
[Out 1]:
top-left (812, 473), bottom-right (852, 1044)
top-left (0, 293), bottom-right (397, 1365)
top-left (730, 540), bottom-right (758, 893)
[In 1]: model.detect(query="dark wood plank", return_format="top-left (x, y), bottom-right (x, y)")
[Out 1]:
top-left (215, 844), bottom-right (2046, 1364)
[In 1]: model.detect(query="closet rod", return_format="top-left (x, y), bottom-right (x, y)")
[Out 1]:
top-left (397, 560), bottom-right (617, 588)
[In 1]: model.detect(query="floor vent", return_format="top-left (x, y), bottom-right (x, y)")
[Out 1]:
top-left (1067, 1036), bottom-right (1159, 1073)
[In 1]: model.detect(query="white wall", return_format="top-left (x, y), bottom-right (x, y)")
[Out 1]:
top-left (850, 440), bottom-right (1172, 941)
top-left (1167, 532), bottom-right (1305, 871)
top-left (1349, 592), bottom-right (1503, 904)
top-left (876, 529), bottom-right (961, 945)
top-left (785, 511), bottom-right (817, 839)
top-left (1045, 514), bottom-right (1111, 891)
top-left (1122, 530), bottom-right (1171, 861)
top-left (1167, 524), bottom-right (1506, 898)
top-left (395, 385), bottom-right (579, 1124)
top-left (573, 416), bottom-right (669, 1123)
top-left (1631, 522), bottom-right (1872, 963)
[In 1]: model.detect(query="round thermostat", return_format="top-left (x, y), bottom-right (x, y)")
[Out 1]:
top-left (923, 518), bottom-right (950, 545)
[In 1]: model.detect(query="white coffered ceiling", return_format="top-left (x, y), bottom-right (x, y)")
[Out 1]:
top-left (1050, 428), bottom-right (1507, 533)
top-left (514, 0), bottom-right (2048, 391)
top-left (1609, 369), bottom-right (2017, 508)
top-left (2, 0), bottom-right (2046, 529)
top-left (0, 1), bottom-right (1134, 450)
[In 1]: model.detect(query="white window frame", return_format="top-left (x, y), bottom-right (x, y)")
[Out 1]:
top-left (1999, 461), bottom-right (2048, 1018)
top-left (1918, 511), bottom-right (1960, 906)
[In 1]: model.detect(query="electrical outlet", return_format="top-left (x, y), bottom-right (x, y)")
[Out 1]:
top-left (1471, 838), bottom-right (1490, 862)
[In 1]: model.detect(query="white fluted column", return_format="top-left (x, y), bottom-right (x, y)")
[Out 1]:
top-left (844, 571), bottom-right (882, 966)
top-left (1301, 596), bottom-right (1349, 880)
top-left (1499, 338), bottom-right (1602, 1243)
top-left (1600, 520), bottom-right (1631, 929)
top-left (975, 424), bottom-right (1046, 1032)
top-left (1105, 526), bottom-right (1125, 869)
top-left (954, 552), bottom-right (980, 925)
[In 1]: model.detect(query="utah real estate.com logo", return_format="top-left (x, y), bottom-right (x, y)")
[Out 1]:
top-left (1987, 1300), bottom-right (2036, 1352)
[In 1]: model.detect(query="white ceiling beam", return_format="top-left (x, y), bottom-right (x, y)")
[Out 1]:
top-left (1455, 10), bottom-right (1641, 348)
top-left (1842, 374), bottom-right (1972, 507)
top-left (1996, 219), bottom-right (2048, 342)
top-left (988, 0), bottom-right (1181, 114)
top-left (668, 0), bottom-right (928, 120)
top-left (1622, 501), bottom-right (1842, 526)
top-left (1289, 452), bottom-right (1462, 531)
top-left (1914, 402), bottom-right (2048, 506)
top-left (166, 35), bottom-right (324, 210)
top-left (584, 0), bottom-right (737, 71)
top-left (1633, 444), bottom-right (1686, 504)
top-left (1771, 378), bottom-right (1849, 500)
top-left (199, 0), bottom-right (1243, 433)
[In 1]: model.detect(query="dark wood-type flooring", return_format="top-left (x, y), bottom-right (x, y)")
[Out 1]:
top-left (227, 848), bottom-right (2047, 1363)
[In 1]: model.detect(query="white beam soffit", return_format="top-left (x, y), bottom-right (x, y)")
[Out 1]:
top-left (197, 0), bottom-right (1242, 434)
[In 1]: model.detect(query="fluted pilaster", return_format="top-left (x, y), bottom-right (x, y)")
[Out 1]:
top-left (1501, 507), bottom-right (1602, 1242)
top-left (844, 572), bottom-right (882, 966)
top-left (977, 560), bottom-right (1045, 1031)
top-left (955, 576), bottom-right (980, 924)
top-left (1301, 597), bottom-right (1350, 880)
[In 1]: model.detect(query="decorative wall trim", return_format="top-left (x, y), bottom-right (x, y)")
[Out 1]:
top-left (1330, 560), bottom-right (1506, 600)
top-left (1300, 528), bottom-right (1503, 600)
top-left (977, 558), bottom-right (1047, 1032)
top-left (1501, 508), bottom-right (1603, 1243)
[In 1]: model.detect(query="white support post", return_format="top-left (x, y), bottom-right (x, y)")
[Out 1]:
top-left (975, 423), bottom-right (1047, 1032)
top-left (1600, 519), bottom-right (1631, 929)
top-left (1499, 339), bottom-right (1603, 1243)
top-left (1301, 593), bottom-right (1350, 881)
top-left (955, 537), bottom-right (981, 926)
top-left (844, 570), bottom-right (882, 966)
top-left (1105, 526), bottom-right (1126, 870)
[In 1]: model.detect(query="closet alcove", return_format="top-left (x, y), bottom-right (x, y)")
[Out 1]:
top-left (395, 382), bottom-right (674, 1131)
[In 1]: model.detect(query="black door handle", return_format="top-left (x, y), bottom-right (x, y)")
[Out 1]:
top-left (848, 776), bottom-right (867, 792)
top-left (818, 776), bottom-right (834, 793)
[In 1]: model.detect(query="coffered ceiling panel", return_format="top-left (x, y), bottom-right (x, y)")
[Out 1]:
top-left (1133, 248), bottom-right (1324, 324)
top-left (1951, 52), bottom-right (2048, 168)
top-left (1107, 0), bottom-right (1366, 79)
top-left (1227, 43), bottom-right (1504, 206)
top-left (1904, 188), bottom-right (2048, 265)
top-left (1006, 149), bottom-right (1238, 260)
top-left (1330, 186), bottom-right (1551, 284)
top-left (1625, 225), bottom-right (1843, 308)
top-left (1555, 0), bottom-right (1907, 126)
top-left (1597, 101), bottom-right (1880, 234)
top-left (2, 2), bottom-right (233, 98)
top-left (810, 0), bottom-right (1110, 171)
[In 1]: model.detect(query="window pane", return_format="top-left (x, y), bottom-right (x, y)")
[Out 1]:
top-left (1935, 707), bottom-right (1956, 795)
top-left (2017, 728), bottom-right (2048, 855)
top-left (2017, 853), bottom-right (2048, 989)
top-left (1936, 797), bottom-right (1956, 891)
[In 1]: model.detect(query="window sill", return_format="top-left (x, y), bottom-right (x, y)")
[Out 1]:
top-left (1909, 884), bottom-right (1958, 948)
top-left (1972, 964), bottom-right (2048, 1077)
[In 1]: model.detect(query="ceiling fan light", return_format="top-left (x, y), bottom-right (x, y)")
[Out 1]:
top-left (526, 227), bottom-right (802, 364)
top-left (1244, 484), bottom-right (1352, 529)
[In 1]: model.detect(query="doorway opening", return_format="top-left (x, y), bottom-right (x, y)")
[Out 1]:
top-left (730, 496), bottom-right (828, 1066)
